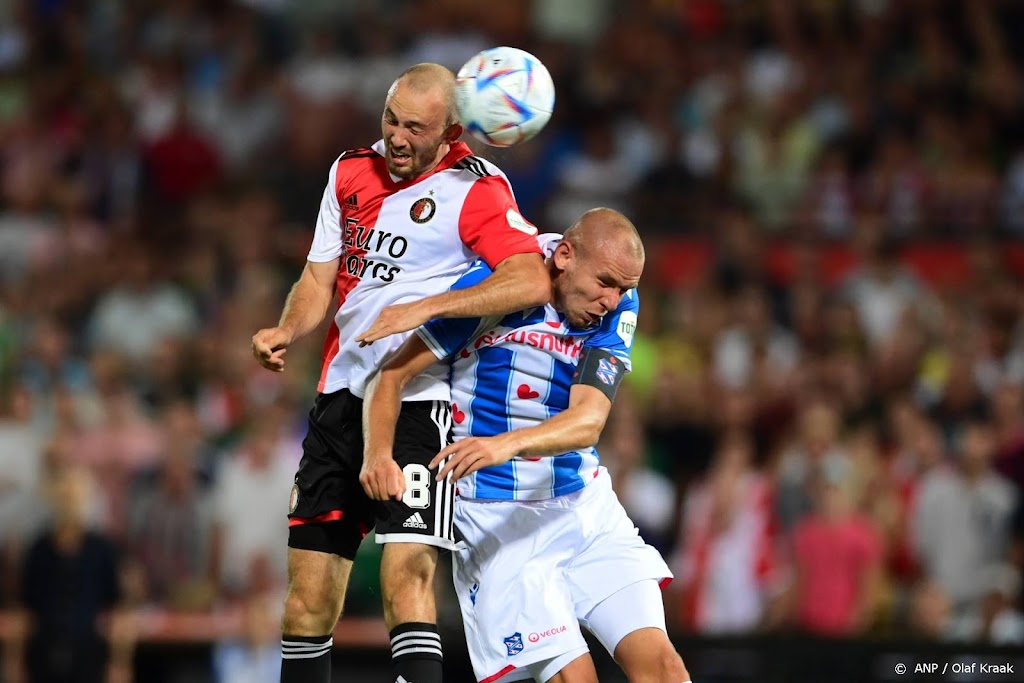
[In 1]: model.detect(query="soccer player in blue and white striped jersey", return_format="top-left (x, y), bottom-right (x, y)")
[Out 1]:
top-left (362, 208), bottom-right (692, 683)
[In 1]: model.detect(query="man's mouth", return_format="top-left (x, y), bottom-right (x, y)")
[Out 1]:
top-left (390, 149), bottom-right (412, 165)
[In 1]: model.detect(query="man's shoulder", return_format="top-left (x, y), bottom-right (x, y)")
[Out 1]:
top-left (451, 153), bottom-right (504, 180)
top-left (330, 146), bottom-right (383, 186)
top-left (338, 146), bottom-right (378, 162)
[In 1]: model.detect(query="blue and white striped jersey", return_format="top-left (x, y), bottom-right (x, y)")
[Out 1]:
top-left (416, 234), bottom-right (639, 500)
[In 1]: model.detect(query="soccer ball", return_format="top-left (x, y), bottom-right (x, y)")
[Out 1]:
top-left (455, 47), bottom-right (555, 148)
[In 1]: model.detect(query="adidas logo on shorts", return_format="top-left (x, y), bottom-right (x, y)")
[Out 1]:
top-left (403, 512), bottom-right (428, 529)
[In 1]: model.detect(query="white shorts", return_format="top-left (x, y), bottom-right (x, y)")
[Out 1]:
top-left (452, 468), bottom-right (672, 683)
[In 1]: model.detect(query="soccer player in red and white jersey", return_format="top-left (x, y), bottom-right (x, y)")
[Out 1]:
top-left (251, 63), bottom-right (550, 683)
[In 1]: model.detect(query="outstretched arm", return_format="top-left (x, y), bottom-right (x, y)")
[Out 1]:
top-left (355, 252), bottom-right (549, 345)
top-left (252, 259), bottom-right (338, 372)
top-left (360, 335), bottom-right (443, 501)
top-left (428, 383), bottom-right (612, 481)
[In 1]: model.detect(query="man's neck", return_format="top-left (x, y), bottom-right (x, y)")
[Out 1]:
top-left (418, 143), bottom-right (452, 178)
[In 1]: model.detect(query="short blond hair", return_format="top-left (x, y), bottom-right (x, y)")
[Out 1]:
top-left (391, 63), bottom-right (458, 127)
top-left (564, 208), bottom-right (645, 263)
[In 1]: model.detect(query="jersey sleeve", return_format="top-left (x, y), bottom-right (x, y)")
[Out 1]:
top-left (307, 156), bottom-right (344, 262)
top-left (581, 289), bottom-right (640, 371)
top-left (458, 175), bottom-right (543, 269)
top-left (416, 260), bottom-right (493, 360)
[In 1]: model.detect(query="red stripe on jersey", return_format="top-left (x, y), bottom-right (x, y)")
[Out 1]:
top-left (317, 322), bottom-right (341, 392)
top-left (458, 175), bottom-right (542, 269)
top-left (288, 510), bottom-right (344, 527)
top-left (316, 150), bottom-right (391, 392)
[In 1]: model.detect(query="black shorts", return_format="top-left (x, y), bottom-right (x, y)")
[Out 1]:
top-left (287, 389), bottom-right (455, 560)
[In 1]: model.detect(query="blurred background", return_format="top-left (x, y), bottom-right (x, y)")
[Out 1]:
top-left (0, 0), bottom-right (1023, 682)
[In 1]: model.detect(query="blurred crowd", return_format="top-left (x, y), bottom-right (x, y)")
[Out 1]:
top-left (1, 0), bottom-right (1023, 680)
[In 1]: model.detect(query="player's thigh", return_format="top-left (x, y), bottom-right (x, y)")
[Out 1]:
top-left (282, 547), bottom-right (353, 630)
top-left (579, 579), bottom-right (676, 670)
top-left (374, 399), bottom-right (456, 550)
top-left (566, 472), bottom-right (671, 617)
top-left (288, 390), bottom-right (376, 559)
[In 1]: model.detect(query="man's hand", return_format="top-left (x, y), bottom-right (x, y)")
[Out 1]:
top-left (360, 455), bottom-right (406, 501)
top-left (430, 435), bottom-right (519, 481)
top-left (356, 300), bottom-right (433, 346)
top-left (252, 327), bottom-right (294, 372)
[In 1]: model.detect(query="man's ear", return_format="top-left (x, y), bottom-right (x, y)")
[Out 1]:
top-left (552, 240), bottom-right (573, 270)
top-left (444, 122), bottom-right (464, 143)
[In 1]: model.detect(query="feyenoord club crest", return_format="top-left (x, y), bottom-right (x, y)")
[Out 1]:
top-left (410, 197), bottom-right (436, 223)
top-left (288, 484), bottom-right (299, 513)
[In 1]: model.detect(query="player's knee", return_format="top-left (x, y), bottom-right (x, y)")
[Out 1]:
top-left (382, 544), bottom-right (436, 589)
top-left (282, 583), bottom-right (343, 634)
top-left (658, 649), bottom-right (689, 682)
top-left (634, 647), bottom-right (687, 683)
top-left (616, 630), bottom-right (688, 683)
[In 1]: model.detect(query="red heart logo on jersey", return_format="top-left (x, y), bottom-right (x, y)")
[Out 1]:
top-left (522, 457), bottom-right (542, 462)
top-left (459, 348), bottom-right (470, 359)
top-left (517, 384), bottom-right (540, 400)
top-left (546, 321), bottom-right (561, 329)
top-left (452, 404), bottom-right (465, 424)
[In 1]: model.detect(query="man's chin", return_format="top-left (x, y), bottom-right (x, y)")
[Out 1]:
top-left (386, 161), bottom-right (417, 179)
top-left (565, 314), bottom-right (593, 330)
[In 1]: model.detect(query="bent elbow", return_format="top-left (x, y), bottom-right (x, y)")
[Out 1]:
top-left (580, 416), bottom-right (607, 449)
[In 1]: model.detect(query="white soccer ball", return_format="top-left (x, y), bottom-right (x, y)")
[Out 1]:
top-left (455, 46), bottom-right (555, 148)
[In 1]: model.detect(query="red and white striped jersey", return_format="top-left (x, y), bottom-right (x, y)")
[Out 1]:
top-left (307, 139), bottom-right (541, 401)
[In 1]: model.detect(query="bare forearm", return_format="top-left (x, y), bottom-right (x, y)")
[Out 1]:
top-left (362, 371), bottom-right (405, 459)
top-left (501, 409), bottom-right (605, 458)
top-left (424, 255), bottom-right (549, 319)
top-left (279, 274), bottom-right (334, 340)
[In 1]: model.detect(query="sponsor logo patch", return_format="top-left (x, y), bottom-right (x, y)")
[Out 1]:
top-left (528, 625), bottom-right (567, 643)
top-left (616, 311), bottom-right (637, 347)
top-left (503, 632), bottom-right (524, 656)
top-left (506, 209), bottom-right (537, 235)
top-left (403, 512), bottom-right (428, 529)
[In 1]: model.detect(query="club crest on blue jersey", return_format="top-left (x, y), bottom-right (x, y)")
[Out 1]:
top-left (596, 357), bottom-right (619, 385)
top-left (503, 632), bottom-right (524, 656)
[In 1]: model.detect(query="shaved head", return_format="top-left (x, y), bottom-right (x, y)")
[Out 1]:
top-left (551, 208), bottom-right (645, 329)
top-left (563, 208), bottom-right (645, 265)
top-left (390, 63), bottom-right (458, 126)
